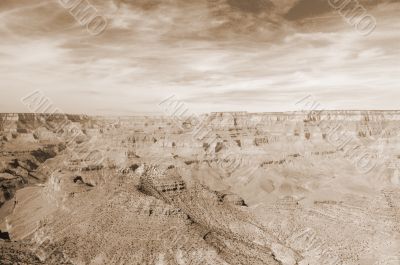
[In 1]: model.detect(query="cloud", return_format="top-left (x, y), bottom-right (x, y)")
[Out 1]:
top-left (284, 0), bottom-right (395, 21)
top-left (285, 0), bottom-right (333, 20)
top-left (0, 0), bottom-right (399, 114)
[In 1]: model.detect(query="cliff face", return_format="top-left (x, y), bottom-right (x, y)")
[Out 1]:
top-left (1, 110), bottom-right (399, 199)
top-left (1, 110), bottom-right (394, 147)
top-left (0, 113), bottom-right (89, 129)
top-left (0, 111), bottom-right (399, 265)
top-left (1, 110), bottom-right (399, 209)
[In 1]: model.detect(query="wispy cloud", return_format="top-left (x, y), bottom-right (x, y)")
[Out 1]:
top-left (0, 0), bottom-right (399, 114)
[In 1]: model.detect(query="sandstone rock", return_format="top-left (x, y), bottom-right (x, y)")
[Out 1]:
top-left (218, 191), bottom-right (247, 206)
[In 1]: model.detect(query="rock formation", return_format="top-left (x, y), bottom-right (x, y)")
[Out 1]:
top-left (0, 111), bottom-right (399, 264)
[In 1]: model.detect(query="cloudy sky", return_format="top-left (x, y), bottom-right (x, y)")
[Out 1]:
top-left (0, 0), bottom-right (399, 115)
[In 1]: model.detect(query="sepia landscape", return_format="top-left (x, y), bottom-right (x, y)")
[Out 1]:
top-left (1, 0), bottom-right (400, 264)
top-left (0, 111), bottom-right (399, 264)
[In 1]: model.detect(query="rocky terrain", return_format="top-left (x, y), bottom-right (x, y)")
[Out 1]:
top-left (0, 112), bottom-right (399, 264)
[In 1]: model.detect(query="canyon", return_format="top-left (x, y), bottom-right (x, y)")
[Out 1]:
top-left (0, 111), bottom-right (399, 264)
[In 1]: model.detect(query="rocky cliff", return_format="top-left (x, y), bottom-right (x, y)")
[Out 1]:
top-left (0, 111), bottom-right (399, 264)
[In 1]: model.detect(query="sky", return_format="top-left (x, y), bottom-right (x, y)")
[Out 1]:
top-left (0, 0), bottom-right (399, 115)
